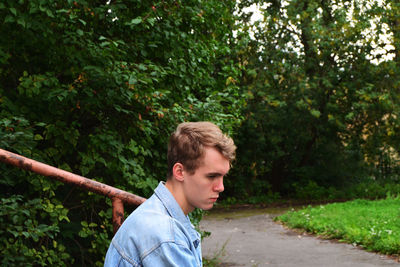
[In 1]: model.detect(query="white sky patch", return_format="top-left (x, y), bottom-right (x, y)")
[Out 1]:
top-left (236, 3), bottom-right (268, 40)
top-left (241, 3), bottom-right (265, 23)
top-left (362, 17), bottom-right (395, 64)
top-left (241, 0), bottom-right (395, 65)
top-left (350, 0), bottom-right (395, 64)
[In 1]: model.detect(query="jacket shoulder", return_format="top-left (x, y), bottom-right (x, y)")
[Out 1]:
top-left (110, 195), bottom-right (189, 263)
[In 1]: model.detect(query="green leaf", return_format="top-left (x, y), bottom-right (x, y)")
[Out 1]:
top-left (46, 9), bottom-right (54, 18)
top-left (4, 15), bottom-right (14, 23)
top-left (130, 17), bottom-right (142, 25)
top-left (9, 8), bottom-right (17, 16)
top-left (34, 134), bottom-right (44, 140)
top-left (310, 109), bottom-right (321, 118)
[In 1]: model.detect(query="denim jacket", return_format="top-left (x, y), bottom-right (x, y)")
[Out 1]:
top-left (104, 182), bottom-right (202, 267)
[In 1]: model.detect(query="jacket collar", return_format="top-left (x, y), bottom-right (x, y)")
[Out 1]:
top-left (154, 182), bottom-right (200, 247)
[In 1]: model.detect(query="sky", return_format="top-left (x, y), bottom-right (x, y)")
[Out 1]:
top-left (240, 1), bottom-right (394, 64)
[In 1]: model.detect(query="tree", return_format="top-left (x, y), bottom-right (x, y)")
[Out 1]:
top-left (230, 0), bottom-right (400, 198)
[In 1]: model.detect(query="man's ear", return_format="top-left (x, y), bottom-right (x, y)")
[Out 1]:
top-left (172, 163), bottom-right (185, 182)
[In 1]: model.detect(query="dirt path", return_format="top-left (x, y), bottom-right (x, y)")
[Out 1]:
top-left (199, 208), bottom-right (400, 267)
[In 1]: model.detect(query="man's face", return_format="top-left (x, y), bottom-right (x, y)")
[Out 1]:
top-left (182, 146), bottom-right (230, 214)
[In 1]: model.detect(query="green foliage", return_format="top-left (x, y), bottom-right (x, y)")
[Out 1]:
top-left (277, 197), bottom-right (400, 255)
top-left (2, 0), bottom-right (400, 263)
top-left (229, 0), bottom-right (400, 198)
top-left (189, 208), bottom-right (211, 241)
top-left (290, 179), bottom-right (400, 201)
top-left (0, 195), bottom-right (72, 266)
top-left (348, 181), bottom-right (400, 199)
top-left (0, 0), bottom-right (245, 264)
top-left (292, 181), bottom-right (337, 201)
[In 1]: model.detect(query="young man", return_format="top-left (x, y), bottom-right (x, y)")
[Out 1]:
top-left (104, 121), bottom-right (236, 266)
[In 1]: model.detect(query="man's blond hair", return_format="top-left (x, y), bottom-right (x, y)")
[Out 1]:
top-left (167, 121), bottom-right (236, 178)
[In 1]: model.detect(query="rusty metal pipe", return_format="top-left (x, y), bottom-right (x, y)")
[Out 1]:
top-left (112, 198), bottom-right (124, 234)
top-left (0, 148), bottom-right (146, 232)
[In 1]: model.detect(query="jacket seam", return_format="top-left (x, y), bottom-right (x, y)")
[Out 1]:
top-left (111, 239), bottom-right (141, 267)
top-left (141, 240), bottom-right (192, 261)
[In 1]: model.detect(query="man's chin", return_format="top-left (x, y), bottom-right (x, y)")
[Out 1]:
top-left (201, 203), bottom-right (215, 211)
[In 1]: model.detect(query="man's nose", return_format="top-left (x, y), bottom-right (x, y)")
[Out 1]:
top-left (214, 177), bottom-right (224, 193)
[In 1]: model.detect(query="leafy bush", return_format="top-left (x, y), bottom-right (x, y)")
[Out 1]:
top-left (349, 181), bottom-right (400, 199)
top-left (288, 179), bottom-right (400, 202)
top-left (0, 195), bottom-right (71, 266)
top-left (0, 0), bottom-right (245, 264)
top-left (292, 181), bottom-right (329, 200)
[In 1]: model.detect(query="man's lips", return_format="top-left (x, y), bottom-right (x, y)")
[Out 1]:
top-left (210, 197), bottom-right (219, 202)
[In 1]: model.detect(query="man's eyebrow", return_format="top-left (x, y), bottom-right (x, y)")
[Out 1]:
top-left (206, 172), bottom-right (226, 176)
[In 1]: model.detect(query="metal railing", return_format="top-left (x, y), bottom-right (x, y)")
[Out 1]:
top-left (0, 148), bottom-right (146, 234)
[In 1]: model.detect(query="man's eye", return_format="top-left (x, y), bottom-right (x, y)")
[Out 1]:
top-left (207, 175), bottom-right (217, 179)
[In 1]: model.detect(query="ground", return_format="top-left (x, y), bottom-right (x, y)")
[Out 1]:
top-left (200, 207), bottom-right (400, 267)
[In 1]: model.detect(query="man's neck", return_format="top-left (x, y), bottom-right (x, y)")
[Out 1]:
top-left (165, 179), bottom-right (192, 215)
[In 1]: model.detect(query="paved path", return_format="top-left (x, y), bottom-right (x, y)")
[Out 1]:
top-left (200, 209), bottom-right (400, 267)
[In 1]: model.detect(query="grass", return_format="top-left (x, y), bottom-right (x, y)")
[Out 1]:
top-left (275, 196), bottom-right (400, 256)
top-left (202, 238), bottom-right (229, 267)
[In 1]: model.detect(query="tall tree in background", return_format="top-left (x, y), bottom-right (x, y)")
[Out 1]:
top-left (230, 0), bottom-right (400, 198)
top-left (0, 0), bottom-right (245, 265)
